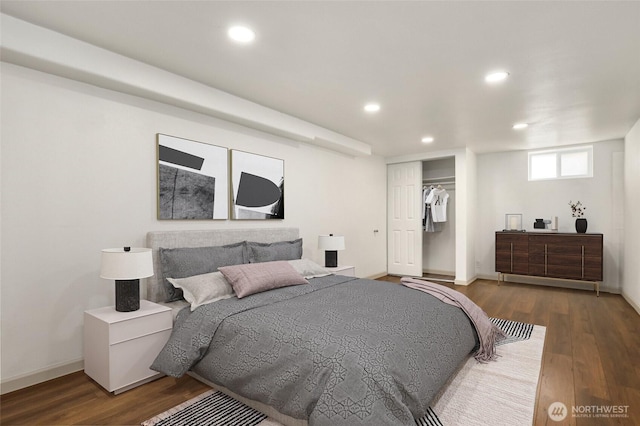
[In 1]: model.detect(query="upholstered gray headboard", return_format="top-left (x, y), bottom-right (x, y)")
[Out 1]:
top-left (146, 227), bottom-right (300, 303)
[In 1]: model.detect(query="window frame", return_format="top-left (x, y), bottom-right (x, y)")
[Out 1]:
top-left (528, 145), bottom-right (593, 181)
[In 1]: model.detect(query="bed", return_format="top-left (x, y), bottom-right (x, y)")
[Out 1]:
top-left (146, 228), bottom-right (479, 426)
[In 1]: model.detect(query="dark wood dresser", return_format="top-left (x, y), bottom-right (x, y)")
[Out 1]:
top-left (495, 231), bottom-right (603, 295)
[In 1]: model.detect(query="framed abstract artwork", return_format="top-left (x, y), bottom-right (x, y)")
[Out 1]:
top-left (230, 150), bottom-right (284, 220)
top-left (157, 134), bottom-right (229, 220)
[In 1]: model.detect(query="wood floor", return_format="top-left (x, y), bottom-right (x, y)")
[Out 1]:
top-left (1, 278), bottom-right (639, 426)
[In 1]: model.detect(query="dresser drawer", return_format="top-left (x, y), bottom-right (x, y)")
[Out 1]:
top-left (583, 257), bottom-right (603, 281)
top-left (109, 329), bottom-right (171, 391)
top-left (528, 256), bottom-right (602, 281)
top-left (530, 243), bottom-right (600, 258)
top-left (496, 234), bottom-right (528, 252)
top-left (496, 254), bottom-right (529, 274)
top-left (110, 311), bottom-right (172, 345)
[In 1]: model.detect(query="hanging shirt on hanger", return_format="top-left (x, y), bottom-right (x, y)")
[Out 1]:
top-left (426, 186), bottom-right (449, 222)
top-left (423, 186), bottom-right (436, 232)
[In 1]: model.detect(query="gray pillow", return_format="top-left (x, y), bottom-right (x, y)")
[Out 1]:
top-left (159, 241), bottom-right (246, 302)
top-left (246, 238), bottom-right (303, 263)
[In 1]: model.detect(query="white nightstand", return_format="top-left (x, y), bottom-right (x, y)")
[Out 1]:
top-left (326, 265), bottom-right (356, 277)
top-left (84, 300), bottom-right (172, 394)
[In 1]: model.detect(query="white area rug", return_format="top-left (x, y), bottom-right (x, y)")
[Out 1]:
top-left (430, 324), bottom-right (546, 425)
top-left (143, 320), bottom-right (546, 426)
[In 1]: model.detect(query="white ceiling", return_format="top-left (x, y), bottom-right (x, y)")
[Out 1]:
top-left (2, 1), bottom-right (639, 157)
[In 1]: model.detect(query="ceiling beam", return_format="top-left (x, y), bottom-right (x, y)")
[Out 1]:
top-left (0, 14), bottom-right (372, 157)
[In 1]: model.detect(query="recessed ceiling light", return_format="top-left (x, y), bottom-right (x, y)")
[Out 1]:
top-left (512, 122), bottom-right (529, 130)
top-left (364, 103), bottom-right (380, 113)
top-left (485, 71), bottom-right (509, 83)
top-left (228, 26), bottom-right (255, 43)
top-left (421, 136), bottom-right (435, 143)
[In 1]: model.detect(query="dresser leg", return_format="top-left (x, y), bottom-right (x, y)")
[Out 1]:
top-left (595, 281), bottom-right (600, 297)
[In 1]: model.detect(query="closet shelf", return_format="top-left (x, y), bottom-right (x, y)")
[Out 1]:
top-left (423, 175), bottom-right (455, 182)
top-left (423, 175), bottom-right (455, 186)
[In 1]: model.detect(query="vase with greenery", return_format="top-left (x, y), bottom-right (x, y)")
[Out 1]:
top-left (569, 200), bottom-right (587, 233)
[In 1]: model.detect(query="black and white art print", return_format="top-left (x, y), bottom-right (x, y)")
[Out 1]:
top-left (231, 150), bottom-right (284, 220)
top-left (157, 134), bottom-right (228, 220)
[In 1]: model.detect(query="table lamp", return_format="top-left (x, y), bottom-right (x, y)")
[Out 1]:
top-left (318, 234), bottom-right (345, 268)
top-left (100, 247), bottom-right (153, 312)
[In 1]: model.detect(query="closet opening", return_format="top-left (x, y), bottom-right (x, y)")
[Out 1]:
top-left (422, 157), bottom-right (455, 283)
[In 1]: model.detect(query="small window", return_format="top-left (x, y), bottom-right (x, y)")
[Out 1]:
top-left (560, 151), bottom-right (589, 176)
top-left (530, 153), bottom-right (557, 180)
top-left (528, 146), bottom-right (593, 181)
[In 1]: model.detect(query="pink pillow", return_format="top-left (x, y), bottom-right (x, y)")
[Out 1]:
top-left (218, 261), bottom-right (309, 298)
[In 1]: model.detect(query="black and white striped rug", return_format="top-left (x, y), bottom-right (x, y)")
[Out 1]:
top-left (142, 390), bottom-right (267, 426)
top-left (142, 318), bottom-right (537, 426)
top-left (491, 317), bottom-right (534, 345)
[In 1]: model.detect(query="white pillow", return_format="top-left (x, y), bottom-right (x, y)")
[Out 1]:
top-left (287, 258), bottom-right (331, 279)
top-left (167, 271), bottom-right (234, 311)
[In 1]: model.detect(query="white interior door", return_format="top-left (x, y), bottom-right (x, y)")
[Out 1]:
top-left (387, 161), bottom-right (422, 276)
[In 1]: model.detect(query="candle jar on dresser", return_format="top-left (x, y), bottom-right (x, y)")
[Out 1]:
top-left (504, 214), bottom-right (523, 231)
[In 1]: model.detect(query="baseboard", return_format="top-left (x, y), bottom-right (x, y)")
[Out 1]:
top-left (0, 359), bottom-right (84, 395)
top-left (476, 273), bottom-right (497, 281)
top-left (622, 291), bottom-right (640, 316)
top-left (454, 276), bottom-right (477, 286)
top-left (478, 272), bottom-right (620, 294)
top-left (422, 268), bottom-right (455, 276)
top-left (366, 272), bottom-right (388, 280)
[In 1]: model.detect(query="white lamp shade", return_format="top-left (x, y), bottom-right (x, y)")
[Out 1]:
top-left (318, 235), bottom-right (345, 251)
top-left (100, 248), bottom-right (154, 280)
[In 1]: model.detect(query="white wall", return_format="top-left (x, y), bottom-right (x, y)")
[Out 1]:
top-left (623, 119), bottom-right (640, 312)
top-left (461, 149), bottom-right (478, 285)
top-left (475, 140), bottom-right (625, 292)
top-left (0, 63), bottom-right (387, 390)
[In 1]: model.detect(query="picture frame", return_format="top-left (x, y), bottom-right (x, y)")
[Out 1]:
top-left (230, 150), bottom-right (284, 220)
top-left (504, 213), bottom-right (523, 231)
top-left (157, 134), bottom-right (229, 220)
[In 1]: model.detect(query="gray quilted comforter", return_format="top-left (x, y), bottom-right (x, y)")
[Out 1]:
top-left (151, 275), bottom-right (478, 425)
